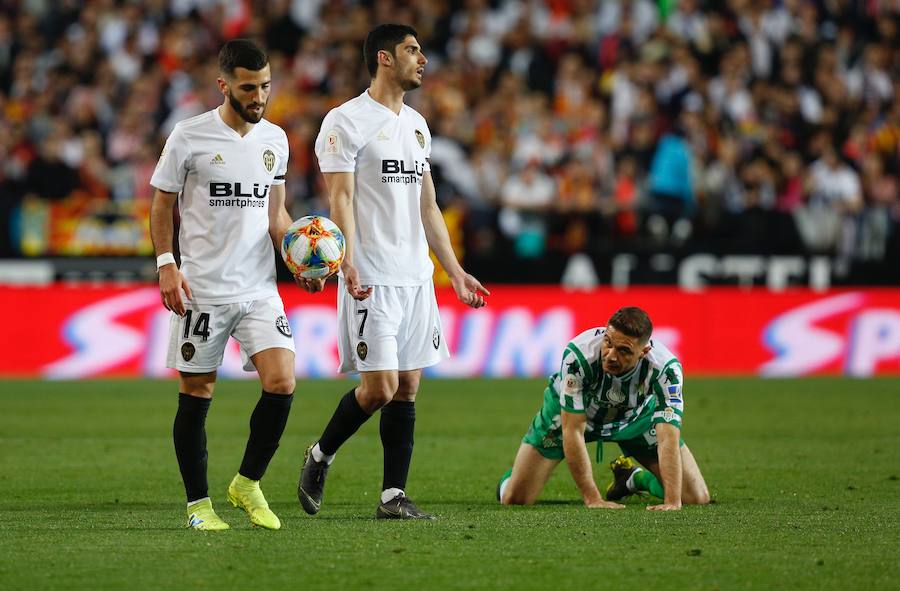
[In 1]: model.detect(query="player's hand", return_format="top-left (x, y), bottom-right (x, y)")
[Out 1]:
top-left (158, 264), bottom-right (192, 316)
top-left (585, 499), bottom-right (626, 509)
top-left (647, 502), bottom-right (682, 511)
top-left (450, 272), bottom-right (490, 308)
top-left (294, 275), bottom-right (326, 293)
top-left (342, 264), bottom-right (372, 301)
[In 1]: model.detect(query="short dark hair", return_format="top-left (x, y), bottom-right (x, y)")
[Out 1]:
top-left (219, 39), bottom-right (268, 76)
top-left (608, 307), bottom-right (653, 343)
top-left (364, 24), bottom-right (418, 77)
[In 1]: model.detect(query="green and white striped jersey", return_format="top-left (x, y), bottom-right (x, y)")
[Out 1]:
top-left (551, 327), bottom-right (684, 437)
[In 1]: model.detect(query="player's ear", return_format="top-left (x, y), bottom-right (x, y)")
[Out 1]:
top-left (378, 49), bottom-right (393, 68)
top-left (216, 76), bottom-right (228, 95)
top-left (641, 342), bottom-right (652, 357)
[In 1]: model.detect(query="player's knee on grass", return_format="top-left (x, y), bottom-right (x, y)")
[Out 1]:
top-left (683, 482), bottom-right (710, 505)
top-left (500, 480), bottom-right (536, 506)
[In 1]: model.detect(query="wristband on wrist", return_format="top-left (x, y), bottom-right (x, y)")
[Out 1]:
top-left (156, 252), bottom-right (176, 272)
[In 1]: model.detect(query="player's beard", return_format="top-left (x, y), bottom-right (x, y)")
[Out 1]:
top-left (228, 92), bottom-right (265, 123)
top-left (398, 67), bottom-right (422, 91)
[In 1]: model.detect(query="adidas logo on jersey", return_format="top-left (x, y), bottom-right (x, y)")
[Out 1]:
top-left (377, 131), bottom-right (390, 141)
top-left (210, 153), bottom-right (225, 165)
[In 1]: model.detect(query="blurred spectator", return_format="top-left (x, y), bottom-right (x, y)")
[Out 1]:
top-left (498, 159), bottom-right (555, 258)
top-left (796, 145), bottom-right (863, 255)
top-left (646, 124), bottom-right (695, 245)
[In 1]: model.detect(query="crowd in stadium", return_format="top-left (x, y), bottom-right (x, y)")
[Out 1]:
top-left (0, 0), bottom-right (897, 267)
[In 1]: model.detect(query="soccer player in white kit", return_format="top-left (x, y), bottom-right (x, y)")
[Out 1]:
top-left (298, 24), bottom-right (489, 519)
top-left (150, 40), bottom-right (313, 531)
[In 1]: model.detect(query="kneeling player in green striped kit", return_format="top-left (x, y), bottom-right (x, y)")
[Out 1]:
top-left (498, 306), bottom-right (710, 510)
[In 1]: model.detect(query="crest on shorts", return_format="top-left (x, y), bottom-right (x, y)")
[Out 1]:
top-left (181, 342), bottom-right (195, 361)
top-left (432, 327), bottom-right (440, 349)
top-left (415, 129), bottom-right (425, 149)
top-left (263, 149), bottom-right (275, 173)
top-left (357, 341), bottom-right (368, 360)
top-left (275, 315), bottom-right (292, 337)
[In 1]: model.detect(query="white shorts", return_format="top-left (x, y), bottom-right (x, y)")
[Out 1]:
top-left (336, 277), bottom-right (449, 373)
top-left (166, 296), bottom-right (295, 373)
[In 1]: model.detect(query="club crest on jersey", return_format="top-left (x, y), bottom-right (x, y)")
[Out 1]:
top-left (432, 327), bottom-right (440, 349)
top-left (607, 387), bottom-right (626, 405)
top-left (181, 342), bottom-right (195, 361)
top-left (263, 149), bottom-right (275, 173)
top-left (415, 129), bottom-right (425, 149)
top-left (357, 341), bottom-right (368, 360)
top-left (275, 315), bottom-right (292, 337)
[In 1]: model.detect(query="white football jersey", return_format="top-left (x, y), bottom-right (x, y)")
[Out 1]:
top-left (315, 90), bottom-right (434, 286)
top-left (151, 108), bottom-right (288, 304)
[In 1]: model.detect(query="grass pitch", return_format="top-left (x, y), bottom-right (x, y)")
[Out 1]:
top-left (1, 377), bottom-right (898, 590)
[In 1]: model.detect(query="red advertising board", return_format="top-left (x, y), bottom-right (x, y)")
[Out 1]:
top-left (1, 284), bottom-right (899, 378)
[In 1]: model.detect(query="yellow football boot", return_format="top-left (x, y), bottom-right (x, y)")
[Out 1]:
top-left (226, 474), bottom-right (281, 530)
top-left (186, 498), bottom-right (230, 531)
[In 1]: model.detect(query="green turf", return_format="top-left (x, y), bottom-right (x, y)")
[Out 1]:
top-left (1, 378), bottom-right (898, 590)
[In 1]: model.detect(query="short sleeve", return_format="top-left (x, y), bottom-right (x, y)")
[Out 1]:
top-left (315, 111), bottom-right (360, 173)
top-left (651, 361), bottom-right (684, 428)
top-left (150, 125), bottom-right (191, 193)
top-left (558, 343), bottom-right (591, 413)
top-left (272, 130), bottom-right (289, 185)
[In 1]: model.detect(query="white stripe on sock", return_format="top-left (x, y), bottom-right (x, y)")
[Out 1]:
top-left (625, 468), bottom-right (643, 493)
top-left (312, 442), bottom-right (335, 465)
top-left (187, 496), bottom-right (210, 509)
top-left (381, 488), bottom-right (404, 504)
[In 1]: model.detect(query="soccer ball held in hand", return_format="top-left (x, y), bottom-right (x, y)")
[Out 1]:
top-left (281, 216), bottom-right (345, 279)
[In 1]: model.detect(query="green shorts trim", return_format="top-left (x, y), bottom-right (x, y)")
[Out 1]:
top-left (522, 387), bottom-right (684, 461)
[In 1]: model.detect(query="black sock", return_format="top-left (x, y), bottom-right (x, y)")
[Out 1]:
top-left (173, 393), bottom-right (211, 503)
top-left (317, 389), bottom-right (371, 456)
top-left (238, 391), bottom-right (294, 481)
top-left (380, 400), bottom-right (415, 492)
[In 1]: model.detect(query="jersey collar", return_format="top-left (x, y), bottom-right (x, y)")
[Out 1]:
top-left (213, 107), bottom-right (260, 140)
top-left (363, 89), bottom-right (405, 117)
top-left (607, 359), bottom-right (641, 382)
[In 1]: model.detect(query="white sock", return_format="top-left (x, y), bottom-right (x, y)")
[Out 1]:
top-left (187, 497), bottom-right (210, 509)
top-left (381, 487), bottom-right (405, 504)
top-left (311, 442), bottom-right (335, 465)
top-left (625, 467), bottom-right (643, 493)
top-left (498, 477), bottom-right (511, 503)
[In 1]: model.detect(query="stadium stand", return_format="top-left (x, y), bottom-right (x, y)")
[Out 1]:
top-left (0, 0), bottom-right (897, 285)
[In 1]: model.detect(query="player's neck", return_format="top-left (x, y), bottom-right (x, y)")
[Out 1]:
top-left (217, 104), bottom-right (255, 137)
top-left (367, 78), bottom-right (405, 115)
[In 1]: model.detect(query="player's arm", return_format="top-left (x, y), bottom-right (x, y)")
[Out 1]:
top-left (561, 411), bottom-right (624, 509)
top-left (150, 188), bottom-right (191, 316)
top-left (647, 422), bottom-right (683, 511)
top-left (419, 170), bottom-right (489, 308)
top-left (267, 183), bottom-right (293, 249)
top-left (323, 171), bottom-right (371, 300)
